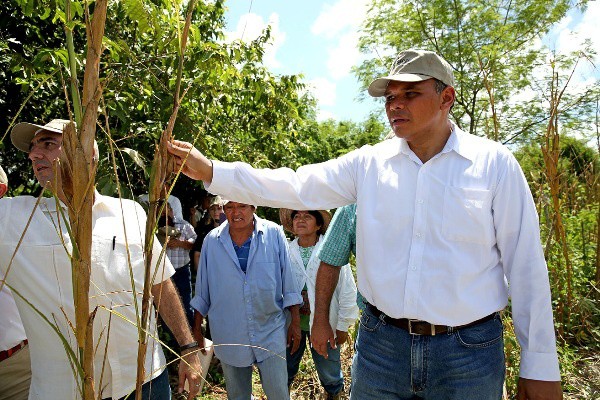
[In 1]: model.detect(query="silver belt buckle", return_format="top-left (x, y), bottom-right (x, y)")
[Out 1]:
top-left (407, 320), bottom-right (436, 336)
top-left (407, 319), bottom-right (420, 335)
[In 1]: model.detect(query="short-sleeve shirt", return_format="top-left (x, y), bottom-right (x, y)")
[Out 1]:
top-left (318, 204), bottom-right (356, 267)
top-left (0, 194), bottom-right (174, 399)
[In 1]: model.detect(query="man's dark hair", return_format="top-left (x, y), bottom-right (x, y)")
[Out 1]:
top-left (434, 78), bottom-right (448, 94)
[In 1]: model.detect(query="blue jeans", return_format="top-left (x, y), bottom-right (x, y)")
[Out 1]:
top-left (350, 306), bottom-right (505, 400)
top-left (109, 367), bottom-right (171, 400)
top-left (221, 352), bottom-right (288, 400)
top-left (171, 264), bottom-right (193, 325)
top-left (286, 330), bottom-right (344, 395)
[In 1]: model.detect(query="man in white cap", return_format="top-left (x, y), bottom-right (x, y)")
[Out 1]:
top-left (1, 119), bottom-right (202, 399)
top-left (0, 165), bottom-right (32, 400)
top-left (167, 49), bottom-right (562, 399)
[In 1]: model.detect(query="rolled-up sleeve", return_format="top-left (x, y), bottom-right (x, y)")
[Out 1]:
top-left (318, 205), bottom-right (355, 267)
top-left (131, 201), bottom-right (175, 283)
top-left (277, 226), bottom-right (302, 309)
top-left (190, 240), bottom-right (210, 316)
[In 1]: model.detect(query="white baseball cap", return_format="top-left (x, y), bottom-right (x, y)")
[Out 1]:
top-left (10, 119), bottom-right (71, 152)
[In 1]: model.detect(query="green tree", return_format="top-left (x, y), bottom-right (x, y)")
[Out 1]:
top-left (355, 0), bottom-right (588, 142)
top-left (1, 0), bottom-right (319, 205)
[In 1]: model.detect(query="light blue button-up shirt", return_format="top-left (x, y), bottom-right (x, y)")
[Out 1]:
top-left (191, 215), bottom-right (302, 367)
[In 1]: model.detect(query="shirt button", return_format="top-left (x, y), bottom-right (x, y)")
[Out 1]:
top-left (410, 265), bottom-right (416, 271)
top-left (415, 233), bottom-right (422, 238)
top-left (417, 199), bottom-right (424, 204)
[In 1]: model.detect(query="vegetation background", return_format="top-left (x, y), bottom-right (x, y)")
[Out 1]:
top-left (0, 0), bottom-right (598, 398)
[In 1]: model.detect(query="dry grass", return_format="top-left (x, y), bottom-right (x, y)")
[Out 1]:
top-left (190, 329), bottom-right (356, 400)
top-left (183, 328), bottom-right (600, 400)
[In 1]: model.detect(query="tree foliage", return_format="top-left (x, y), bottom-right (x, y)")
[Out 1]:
top-left (355, 0), bottom-right (595, 143)
top-left (2, 0), bottom-right (324, 203)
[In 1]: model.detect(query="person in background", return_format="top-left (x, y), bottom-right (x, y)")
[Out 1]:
top-left (279, 209), bottom-right (358, 400)
top-left (139, 182), bottom-right (184, 221)
top-left (2, 119), bottom-right (201, 399)
top-left (191, 201), bottom-right (302, 400)
top-left (315, 204), bottom-right (366, 310)
top-left (163, 202), bottom-right (197, 325)
top-left (167, 49), bottom-right (562, 399)
top-left (190, 195), bottom-right (224, 271)
top-left (0, 165), bottom-right (31, 400)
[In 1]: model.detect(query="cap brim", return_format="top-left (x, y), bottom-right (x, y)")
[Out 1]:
top-left (10, 122), bottom-right (64, 152)
top-left (367, 73), bottom-right (433, 97)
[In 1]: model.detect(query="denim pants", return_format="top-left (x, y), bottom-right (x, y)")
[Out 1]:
top-left (108, 367), bottom-right (171, 400)
top-left (286, 330), bottom-right (344, 395)
top-left (221, 352), bottom-right (289, 400)
top-left (171, 264), bottom-right (193, 325)
top-left (350, 306), bottom-right (505, 400)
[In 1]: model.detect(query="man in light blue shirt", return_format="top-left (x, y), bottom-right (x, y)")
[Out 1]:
top-left (191, 201), bottom-right (302, 399)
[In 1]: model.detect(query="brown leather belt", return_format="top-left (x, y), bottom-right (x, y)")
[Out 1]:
top-left (367, 304), bottom-right (497, 336)
top-left (0, 339), bottom-right (28, 362)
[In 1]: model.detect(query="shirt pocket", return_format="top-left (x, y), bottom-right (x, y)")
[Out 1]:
top-left (253, 262), bottom-right (281, 316)
top-left (92, 235), bottom-right (146, 302)
top-left (442, 186), bottom-right (494, 245)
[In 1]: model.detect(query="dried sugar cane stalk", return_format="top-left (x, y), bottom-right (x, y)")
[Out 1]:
top-left (61, 0), bottom-right (108, 399)
top-left (135, 1), bottom-right (198, 397)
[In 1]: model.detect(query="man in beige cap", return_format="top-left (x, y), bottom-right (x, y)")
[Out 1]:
top-left (167, 49), bottom-right (562, 399)
top-left (1, 119), bottom-right (202, 399)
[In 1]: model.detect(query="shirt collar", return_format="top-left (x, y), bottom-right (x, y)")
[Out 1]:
top-left (445, 122), bottom-right (478, 162)
top-left (386, 121), bottom-right (477, 162)
top-left (378, 136), bottom-right (403, 160)
top-left (40, 196), bottom-right (67, 213)
top-left (40, 189), bottom-right (103, 213)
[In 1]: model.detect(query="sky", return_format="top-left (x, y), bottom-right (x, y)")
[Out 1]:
top-left (223, 0), bottom-right (600, 123)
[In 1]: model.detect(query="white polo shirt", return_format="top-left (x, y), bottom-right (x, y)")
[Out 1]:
top-left (0, 194), bottom-right (175, 399)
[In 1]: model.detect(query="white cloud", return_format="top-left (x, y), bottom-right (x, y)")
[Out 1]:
top-left (225, 12), bottom-right (286, 70)
top-left (317, 109), bottom-right (337, 121)
top-left (307, 78), bottom-right (337, 107)
top-left (552, 3), bottom-right (600, 57)
top-left (311, 0), bottom-right (370, 81)
top-left (546, 3), bottom-right (600, 84)
top-left (311, 0), bottom-right (370, 38)
top-left (327, 31), bottom-right (362, 80)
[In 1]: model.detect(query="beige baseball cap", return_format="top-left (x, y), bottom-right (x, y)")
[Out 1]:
top-left (368, 49), bottom-right (455, 97)
top-left (10, 119), bottom-right (71, 152)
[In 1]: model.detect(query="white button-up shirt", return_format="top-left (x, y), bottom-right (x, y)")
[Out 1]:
top-left (207, 124), bottom-right (560, 381)
top-left (0, 194), bottom-right (175, 399)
